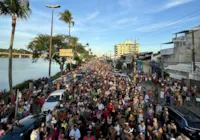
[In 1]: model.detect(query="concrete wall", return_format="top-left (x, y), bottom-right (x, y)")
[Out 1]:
top-left (163, 30), bottom-right (200, 67)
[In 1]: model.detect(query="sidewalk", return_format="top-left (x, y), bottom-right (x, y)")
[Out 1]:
top-left (140, 81), bottom-right (200, 117)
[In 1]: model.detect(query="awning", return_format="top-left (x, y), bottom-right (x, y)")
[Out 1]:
top-left (168, 72), bottom-right (187, 80)
top-left (174, 30), bottom-right (189, 34)
top-left (162, 41), bottom-right (173, 44)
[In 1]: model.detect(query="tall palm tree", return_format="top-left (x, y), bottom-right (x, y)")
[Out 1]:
top-left (0, 0), bottom-right (31, 90)
top-left (59, 10), bottom-right (74, 36)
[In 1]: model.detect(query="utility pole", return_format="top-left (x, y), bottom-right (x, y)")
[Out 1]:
top-left (192, 31), bottom-right (196, 72)
top-left (133, 40), bottom-right (137, 84)
top-left (160, 44), bottom-right (164, 79)
top-left (108, 51), bottom-right (112, 67)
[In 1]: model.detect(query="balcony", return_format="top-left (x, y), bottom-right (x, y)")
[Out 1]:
top-left (173, 36), bottom-right (186, 43)
top-left (161, 48), bottom-right (174, 56)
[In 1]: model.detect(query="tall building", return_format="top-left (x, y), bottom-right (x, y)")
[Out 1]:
top-left (114, 40), bottom-right (140, 56)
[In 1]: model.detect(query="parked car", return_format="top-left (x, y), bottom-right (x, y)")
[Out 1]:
top-left (41, 89), bottom-right (65, 112)
top-left (165, 106), bottom-right (200, 139)
top-left (1, 114), bottom-right (45, 140)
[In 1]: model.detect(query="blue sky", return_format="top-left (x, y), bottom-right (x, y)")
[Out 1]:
top-left (0, 0), bottom-right (200, 56)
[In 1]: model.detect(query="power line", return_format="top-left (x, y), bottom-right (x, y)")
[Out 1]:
top-left (140, 8), bottom-right (200, 38)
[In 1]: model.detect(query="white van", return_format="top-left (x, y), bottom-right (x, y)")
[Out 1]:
top-left (41, 89), bottom-right (65, 112)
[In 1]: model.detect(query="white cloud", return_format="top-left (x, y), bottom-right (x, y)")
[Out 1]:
top-left (116, 17), bottom-right (137, 24)
top-left (134, 23), bottom-right (167, 32)
top-left (150, 0), bottom-right (193, 13)
top-left (86, 11), bottom-right (100, 21)
top-left (165, 0), bottom-right (193, 9)
top-left (133, 15), bottom-right (200, 32)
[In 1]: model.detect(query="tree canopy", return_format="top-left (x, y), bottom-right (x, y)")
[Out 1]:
top-left (27, 34), bottom-right (92, 71)
top-left (0, 0), bottom-right (31, 19)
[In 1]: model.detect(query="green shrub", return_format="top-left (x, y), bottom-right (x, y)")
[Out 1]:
top-left (51, 72), bottom-right (61, 81)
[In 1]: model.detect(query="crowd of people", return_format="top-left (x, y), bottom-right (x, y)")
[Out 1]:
top-left (136, 71), bottom-right (200, 107)
top-left (29, 61), bottom-right (191, 140)
top-left (0, 60), bottom-right (197, 140)
top-left (0, 77), bottom-right (52, 137)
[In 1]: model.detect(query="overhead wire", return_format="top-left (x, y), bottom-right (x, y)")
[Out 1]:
top-left (139, 8), bottom-right (200, 38)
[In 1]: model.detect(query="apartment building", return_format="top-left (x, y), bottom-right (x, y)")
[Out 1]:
top-left (114, 40), bottom-right (140, 56)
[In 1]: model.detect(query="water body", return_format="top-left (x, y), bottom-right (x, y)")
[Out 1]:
top-left (0, 58), bottom-right (60, 90)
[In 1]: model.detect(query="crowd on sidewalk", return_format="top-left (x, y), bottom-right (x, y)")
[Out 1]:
top-left (0, 77), bottom-right (53, 137)
top-left (0, 60), bottom-right (197, 139)
top-left (136, 71), bottom-right (200, 107)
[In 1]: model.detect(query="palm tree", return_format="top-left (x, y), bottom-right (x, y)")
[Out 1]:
top-left (0, 0), bottom-right (31, 90)
top-left (59, 10), bottom-right (74, 36)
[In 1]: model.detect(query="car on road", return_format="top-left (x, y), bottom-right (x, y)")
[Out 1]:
top-left (114, 73), bottom-right (131, 82)
top-left (165, 106), bottom-right (200, 139)
top-left (1, 114), bottom-right (45, 140)
top-left (41, 89), bottom-right (65, 112)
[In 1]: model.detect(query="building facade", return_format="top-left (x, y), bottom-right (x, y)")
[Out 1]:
top-left (114, 40), bottom-right (140, 56)
top-left (156, 26), bottom-right (200, 87)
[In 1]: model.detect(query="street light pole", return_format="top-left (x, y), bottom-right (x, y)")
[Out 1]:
top-left (49, 8), bottom-right (54, 79)
top-left (45, 4), bottom-right (60, 84)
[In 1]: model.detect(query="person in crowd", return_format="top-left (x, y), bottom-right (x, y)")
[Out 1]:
top-left (30, 125), bottom-right (40, 140)
top-left (46, 110), bottom-right (52, 129)
top-left (69, 124), bottom-right (81, 140)
top-left (83, 131), bottom-right (95, 140)
top-left (160, 88), bottom-right (165, 105)
top-left (0, 61), bottom-right (196, 140)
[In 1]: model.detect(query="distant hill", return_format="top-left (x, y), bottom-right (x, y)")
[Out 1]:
top-left (0, 48), bottom-right (32, 54)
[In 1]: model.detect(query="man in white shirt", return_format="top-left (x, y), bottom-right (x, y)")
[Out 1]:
top-left (30, 125), bottom-right (40, 140)
top-left (160, 89), bottom-right (165, 105)
top-left (97, 102), bottom-right (104, 111)
top-left (46, 110), bottom-right (52, 128)
top-left (69, 125), bottom-right (81, 140)
top-left (156, 104), bottom-right (162, 118)
top-left (138, 121), bottom-right (146, 135)
top-left (144, 93), bottom-right (149, 106)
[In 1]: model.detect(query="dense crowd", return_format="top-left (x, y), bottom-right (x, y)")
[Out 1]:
top-left (29, 61), bottom-right (192, 140)
top-left (0, 60), bottom-right (197, 140)
top-left (0, 77), bottom-right (51, 136)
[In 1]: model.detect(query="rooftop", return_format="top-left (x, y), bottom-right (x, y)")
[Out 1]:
top-left (51, 89), bottom-right (65, 96)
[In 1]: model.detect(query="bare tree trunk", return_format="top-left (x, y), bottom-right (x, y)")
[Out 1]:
top-left (8, 15), bottom-right (17, 90)
top-left (60, 64), bottom-right (64, 74)
top-left (68, 24), bottom-right (70, 36)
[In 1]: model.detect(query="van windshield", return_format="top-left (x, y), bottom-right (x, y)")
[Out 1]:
top-left (46, 95), bottom-right (60, 102)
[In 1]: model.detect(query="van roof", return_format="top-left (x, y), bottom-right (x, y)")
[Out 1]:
top-left (50, 89), bottom-right (65, 96)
